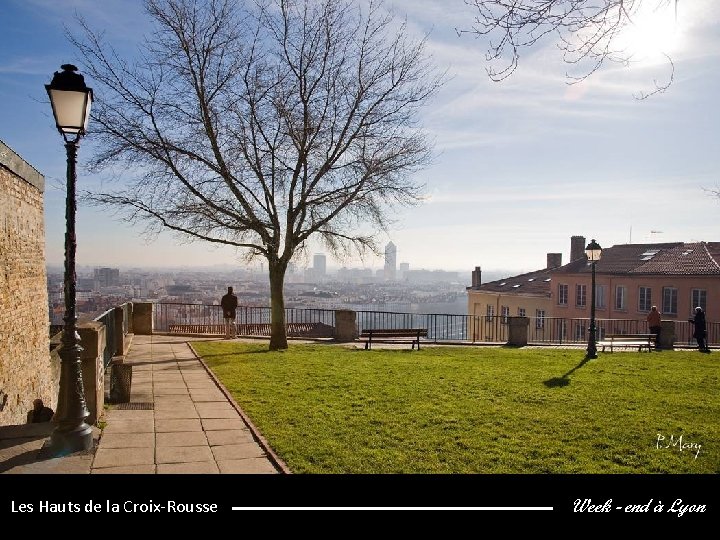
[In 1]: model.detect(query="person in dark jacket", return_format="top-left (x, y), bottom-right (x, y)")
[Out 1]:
top-left (221, 286), bottom-right (238, 339)
top-left (688, 306), bottom-right (709, 352)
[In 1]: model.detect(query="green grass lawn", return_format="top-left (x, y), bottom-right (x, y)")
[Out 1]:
top-left (192, 342), bottom-right (719, 473)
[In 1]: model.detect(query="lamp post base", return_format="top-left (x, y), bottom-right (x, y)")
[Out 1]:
top-left (47, 422), bottom-right (94, 457)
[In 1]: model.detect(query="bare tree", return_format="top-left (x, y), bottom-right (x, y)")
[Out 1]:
top-left (71, 0), bottom-right (442, 350)
top-left (461, 0), bottom-right (678, 97)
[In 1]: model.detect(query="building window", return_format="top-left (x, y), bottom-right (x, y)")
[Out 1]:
top-left (662, 287), bottom-right (678, 315)
top-left (558, 284), bottom-right (568, 305)
top-left (639, 287), bottom-right (652, 312)
top-left (576, 284), bottom-right (587, 307)
top-left (486, 304), bottom-right (495, 317)
top-left (596, 284), bottom-right (606, 309)
top-left (615, 286), bottom-right (626, 310)
top-left (691, 289), bottom-right (707, 314)
top-left (536, 309), bottom-right (545, 329)
top-left (501, 305), bottom-right (510, 323)
top-left (518, 308), bottom-right (526, 317)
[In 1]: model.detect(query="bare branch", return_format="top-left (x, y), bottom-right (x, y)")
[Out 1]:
top-left (460, 0), bottom-right (678, 92)
top-left (70, 0), bottom-right (441, 349)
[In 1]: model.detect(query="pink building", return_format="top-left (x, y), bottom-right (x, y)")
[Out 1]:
top-left (549, 240), bottom-right (720, 337)
top-left (469, 236), bottom-right (720, 343)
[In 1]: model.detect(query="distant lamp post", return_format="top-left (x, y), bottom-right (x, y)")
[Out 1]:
top-left (585, 239), bottom-right (602, 359)
top-left (45, 64), bottom-right (94, 455)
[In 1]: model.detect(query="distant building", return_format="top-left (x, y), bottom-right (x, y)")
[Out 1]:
top-left (94, 267), bottom-right (120, 288)
top-left (466, 260), bottom-right (558, 342)
top-left (551, 240), bottom-right (720, 338)
top-left (405, 269), bottom-right (459, 284)
top-left (77, 277), bottom-right (95, 291)
top-left (313, 253), bottom-right (326, 280)
top-left (399, 262), bottom-right (409, 280)
top-left (384, 242), bottom-right (397, 281)
top-left (337, 267), bottom-right (374, 283)
top-left (467, 235), bottom-right (720, 341)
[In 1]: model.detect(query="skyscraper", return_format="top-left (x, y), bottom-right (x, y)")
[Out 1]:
top-left (93, 267), bottom-right (120, 289)
top-left (384, 242), bottom-right (397, 281)
top-left (313, 253), bottom-right (326, 280)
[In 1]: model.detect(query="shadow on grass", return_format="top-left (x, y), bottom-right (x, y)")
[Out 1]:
top-left (543, 356), bottom-right (594, 388)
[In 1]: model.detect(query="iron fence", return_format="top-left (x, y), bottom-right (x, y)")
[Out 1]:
top-left (355, 310), bottom-right (477, 341)
top-left (152, 303), bottom-right (336, 334)
top-left (527, 317), bottom-right (649, 344)
top-left (149, 302), bottom-right (717, 347)
top-left (674, 320), bottom-right (720, 346)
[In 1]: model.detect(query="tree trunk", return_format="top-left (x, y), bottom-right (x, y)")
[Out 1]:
top-left (268, 260), bottom-right (288, 350)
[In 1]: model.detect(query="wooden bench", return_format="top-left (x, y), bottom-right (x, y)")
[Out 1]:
top-left (597, 333), bottom-right (657, 352)
top-left (359, 328), bottom-right (428, 350)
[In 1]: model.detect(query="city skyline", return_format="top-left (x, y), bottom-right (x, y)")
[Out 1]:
top-left (1, 1), bottom-right (719, 275)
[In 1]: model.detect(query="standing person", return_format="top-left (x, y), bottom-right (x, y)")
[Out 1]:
top-left (221, 286), bottom-right (238, 339)
top-left (646, 306), bottom-right (662, 346)
top-left (688, 306), bottom-right (708, 352)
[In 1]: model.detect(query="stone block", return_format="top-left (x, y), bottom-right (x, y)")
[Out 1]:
top-left (334, 310), bottom-right (358, 342)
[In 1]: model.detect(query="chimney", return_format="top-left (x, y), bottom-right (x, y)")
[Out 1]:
top-left (471, 266), bottom-right (482, 288)
top-left (546, 253), bottom-right (562, 269)
top-left (570, 235), bottom-right (586, 261)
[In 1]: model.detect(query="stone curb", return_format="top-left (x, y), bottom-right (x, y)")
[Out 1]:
top-left (186, 342), bottom-right (292, 475)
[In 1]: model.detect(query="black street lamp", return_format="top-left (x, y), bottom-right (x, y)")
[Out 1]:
top-left (585, 239), bottom-right (602, 359)
top-left (45, 64), bottom-right (94, 455)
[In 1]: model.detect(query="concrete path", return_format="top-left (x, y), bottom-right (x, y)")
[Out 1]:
top-left (1, 335), bottom-right (282, 474)
top-left (92, 335), bottom-right (280, 474)
top-left (0, 423), bottom-right (98, 474)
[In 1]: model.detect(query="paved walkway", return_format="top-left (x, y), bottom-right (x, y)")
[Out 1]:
top-left (92, 335), bottom-right (280, 474)
top-left (1, 335), bottom-right (281, 474)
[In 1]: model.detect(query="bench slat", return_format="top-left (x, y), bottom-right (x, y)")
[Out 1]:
top-left (598, 333), bottom-right (656, 352)
top-left (359, 328), bottom-right (428, 350)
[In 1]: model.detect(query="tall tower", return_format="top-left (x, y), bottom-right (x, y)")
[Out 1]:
top-left (384, 242), bottom-right (397, 281)
top-left (313, 253), bottom-right (326, 280)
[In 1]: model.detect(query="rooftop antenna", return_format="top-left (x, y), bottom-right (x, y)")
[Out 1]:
top-left (629, 226), bottom-right (632, 244)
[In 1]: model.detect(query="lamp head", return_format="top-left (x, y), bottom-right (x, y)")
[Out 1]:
top-left (46, 64), bottom-right (93, 140)
top-left (585, 239), bottom-right (602, 262)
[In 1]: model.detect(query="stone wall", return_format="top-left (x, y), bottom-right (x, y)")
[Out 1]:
top-left (0, 140), bottom-right (55, 426)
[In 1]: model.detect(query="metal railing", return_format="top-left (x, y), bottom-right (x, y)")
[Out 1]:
top-left (527, 317), bottom-right (649, 344)
top-left (674, 320), bottom-right (720, 346)
top-left (149, 302), bottom-right (717, 347)
top-left (355, 311), bottom-right (476, 341)
top-left (152, 303), bottom-right (336, 334)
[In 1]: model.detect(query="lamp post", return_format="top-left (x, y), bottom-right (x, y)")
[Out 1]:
top-left (45, 64), bottom-right (94, 455)
top-left (585, 239), bottom-right (602, 359)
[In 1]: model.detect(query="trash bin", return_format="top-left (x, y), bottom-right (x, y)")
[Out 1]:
top-left (109, 362), bottom-right (132, 403)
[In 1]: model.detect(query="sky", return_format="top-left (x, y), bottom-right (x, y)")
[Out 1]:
top-left (1, 0), bottom-right (719, 275)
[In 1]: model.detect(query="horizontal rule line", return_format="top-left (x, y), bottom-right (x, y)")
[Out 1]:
top-left (231, 507), bottom-right (554, 511)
